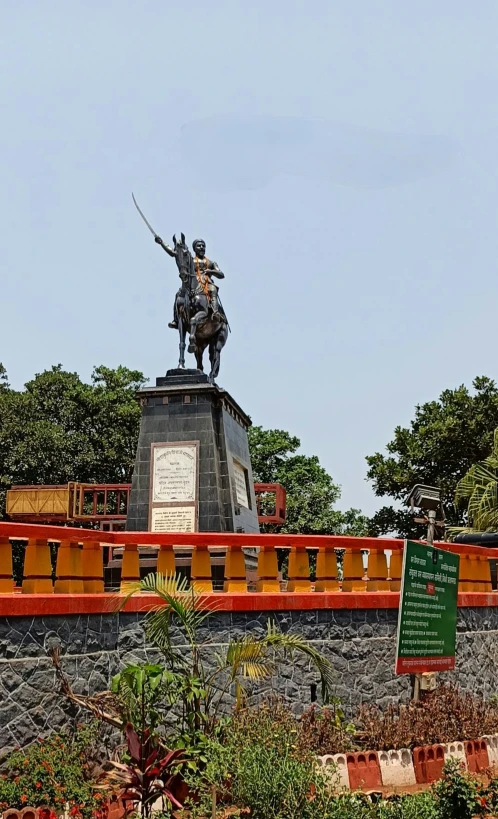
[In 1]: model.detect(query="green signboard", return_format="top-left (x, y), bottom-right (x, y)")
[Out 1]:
top-left (395, 540), bottom-right (460, 675)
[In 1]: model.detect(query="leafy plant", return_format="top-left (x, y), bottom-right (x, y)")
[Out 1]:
top-left (372, 792), bottom-right (438, 819)
top-left (102, 722), bottom-right (184, 818)
top-left (182, 730), bottom-right (327, 819)
top-left (111, 663), bottom-right (180, 735)
top-left (449, 426), bottom-right (498, 537)
top-left (122, 572), bottom-right (335, 742)
top-left (357, 683), bottom-right (498, 750)
top-left (299, 702), bottom-right (356, 755)
top-left (0, 723), bottom-right (105, 819)
top-left (432, 758), bottom-right (484, 819)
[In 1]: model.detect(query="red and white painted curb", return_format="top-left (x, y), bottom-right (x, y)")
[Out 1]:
top-left (318, 734), bottom-right (498, 790)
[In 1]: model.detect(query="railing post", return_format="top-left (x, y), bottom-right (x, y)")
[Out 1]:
top-left (22, 538), bottom-right (54, 594)
top-left (157, 543), bottom-right (176, 576)
top-left (81, 541), bottom-right (104, 593)
top-left (120, 543), bottom-right (141, 593)
top-left (287, 546), bottom-right (311, 592)
top-left (0, 537), bottom-right (13, 593)
top-left (366, 548), bottom-right (390, 591)
top-left (469, 555), bottom-right (480, 592)
top-left (458, 554), bottom-right (473, 593)
top-left (389, 550), bottom-right (402, 592)
top-left (315, 546), bottom-right (339, 592)
top-left (342, 548), bottom-right (366, 592)
top-left (256, 544), bottom-right (280, 593)
top-left (477, 554), bottom-right (492, 593)
top-left (191, 545), bottom-right (213, 593)
top-left (224, 544), bottom-right (248, 592)
top-left (55, 540), bottom-right (84, 594)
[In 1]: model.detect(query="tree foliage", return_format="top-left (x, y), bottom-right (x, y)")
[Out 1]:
top-left (0, 364), bottom-right (147, 515)
top-left (248, 425), bottom-right (368, 535)
top-left (0, 363), bottom-right (367, 535)
top-left (366, 376), bottom-right (498, 537)
top-left (447, 427), bottom-right (498, 538)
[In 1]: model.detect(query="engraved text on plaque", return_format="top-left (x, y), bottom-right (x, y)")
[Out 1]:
top-left (151, 506), bottom-right (196, 533)
top-left (233, 460), bottom-right (249, 508)
top-left (152, 444), bottom-right (197, 503)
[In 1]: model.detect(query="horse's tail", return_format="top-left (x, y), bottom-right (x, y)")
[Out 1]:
top-left (217, 296), bottom-right (231, 333)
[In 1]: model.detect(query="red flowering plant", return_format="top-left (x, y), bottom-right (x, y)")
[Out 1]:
top-left (0, 723), bottom-right (105, 819)
top-left (100, 723), bottom-right (184, 818)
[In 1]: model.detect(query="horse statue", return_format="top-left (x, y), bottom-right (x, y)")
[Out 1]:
top-left (131, 195), bottom-right (229, 383)
top-left (166, 234), bottom-right (229, 382)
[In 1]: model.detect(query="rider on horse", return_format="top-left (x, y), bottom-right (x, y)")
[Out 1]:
top-left (159, 238), bottom-right (225, 329)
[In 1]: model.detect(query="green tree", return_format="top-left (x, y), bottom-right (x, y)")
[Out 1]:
top-left (0, 363), bottom-right (367, 537)
top-left (248, 426), bottom-right (368, 535)
top-left (447, 427), bottom-right (498, 538)
top-left (366, 376), bottom-right (498, 538)
top-left (0, 363), bottom-right (147, 516)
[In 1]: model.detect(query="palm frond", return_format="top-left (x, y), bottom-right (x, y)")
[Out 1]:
top-left (122, 573), bottom-right (218, 656)
top-left (477, 480), bottom-right (498, 529)
top-left (262, 621), bottom-right (335, 703)
top-left (446, 526), bottom-right (479, 542)
top-left (455, 462), bottom-right (498, 505)
top-left (453, 440), bottom-right (498, 534)
top-left (224, 638), bottom-right (275, 681)
top-left (467, 485), bottom-right (487, 523)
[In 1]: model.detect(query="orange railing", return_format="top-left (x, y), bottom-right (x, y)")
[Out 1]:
top-left (0, 521), bottom-right (496, 597)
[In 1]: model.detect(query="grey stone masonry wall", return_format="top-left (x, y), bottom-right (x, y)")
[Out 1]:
top-left (1, 606), bottom-right (497, 757)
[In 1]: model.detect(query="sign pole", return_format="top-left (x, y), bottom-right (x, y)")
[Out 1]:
top-left (413, 509), bottom-right (438, 700)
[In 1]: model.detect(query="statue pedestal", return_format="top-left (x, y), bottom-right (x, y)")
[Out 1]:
top-left (126, 370), bottom-right (260, 536)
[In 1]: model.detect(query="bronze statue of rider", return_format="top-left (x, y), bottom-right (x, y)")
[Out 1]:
top-left (156, 237), bottom-right (225, 329)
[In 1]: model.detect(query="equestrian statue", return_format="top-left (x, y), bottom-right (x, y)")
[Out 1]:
top-left (132, 194), bottom-right (229, 382)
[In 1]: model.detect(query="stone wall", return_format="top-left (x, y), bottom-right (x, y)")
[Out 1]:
top-left (1, 605), bottom-right (497, 757)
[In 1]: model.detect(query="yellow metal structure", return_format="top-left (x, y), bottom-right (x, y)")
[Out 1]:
top-left (6, 485), bottom-right (70, 520)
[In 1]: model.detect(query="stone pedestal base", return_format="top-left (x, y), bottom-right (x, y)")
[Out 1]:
top-left (126, 370), bottom-right (260, 535)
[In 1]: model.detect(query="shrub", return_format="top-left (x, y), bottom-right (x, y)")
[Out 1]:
top-left (183, 702), bottom-right (330, 819)
top-left (372, 792), bottom-right (438, 819)
top-left (299, 701), bottom-right (356, 755)
top-left (223, 697), bottom-right (355, 760)
top-left (357, 683), bottom-right (498, 750)
top-left (226, 698), bottom-right (311, 762)
top-left (0, 723), bottom-right (105, 819)
top-left (432, 758), bottom-right (485, 819)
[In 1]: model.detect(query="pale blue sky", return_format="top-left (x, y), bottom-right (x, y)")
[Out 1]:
top-left (1, 1), bottom-right (498, 515)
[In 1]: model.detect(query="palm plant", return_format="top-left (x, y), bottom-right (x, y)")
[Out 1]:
top-left (448, 428), bottom-right (498, 539)
top-left (123, 572), bottom-right (335, 741)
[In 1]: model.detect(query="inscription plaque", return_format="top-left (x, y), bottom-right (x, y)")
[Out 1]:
top-left (151, 506), bottom-right (196, 533)
top-left (233, 460), bottom-right (249, 508)
top-left (152, 444), bottom-right (197, 503)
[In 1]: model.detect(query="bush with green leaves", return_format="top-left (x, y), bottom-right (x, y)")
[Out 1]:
top-left (0, 723), bottom-right (104, 819)
top-left (183, 734), bottom-right (333, 819)
top-left (120, 573), bottom-right (335, 745)
top-left (432, 758), bottom-right (486, 819)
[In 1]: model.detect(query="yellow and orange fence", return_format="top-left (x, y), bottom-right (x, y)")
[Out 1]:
top-left (0, 522), bottom-right (495, 602)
